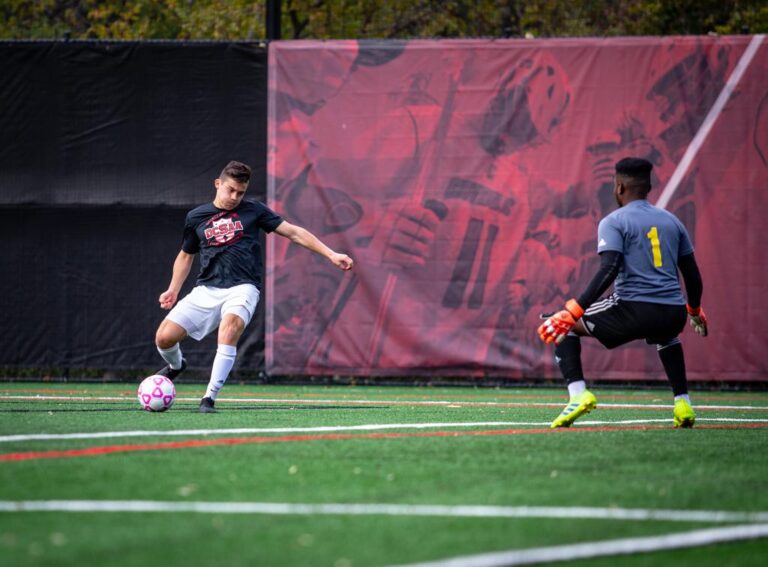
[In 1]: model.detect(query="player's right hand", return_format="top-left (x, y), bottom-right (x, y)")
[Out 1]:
top-left (538, 310), bottom-right (575, 345)
top-left (686, 304), bottom-right (708, 337)
top-left (537, 299), bottom-right (584, 345)
top-left (159, 290), bottom-right (178, 310)
top-left (331, 253), bottom-right (354, 271)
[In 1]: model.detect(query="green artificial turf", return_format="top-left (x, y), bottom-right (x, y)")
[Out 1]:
top-left (1, 383), bottom-right (767, 566)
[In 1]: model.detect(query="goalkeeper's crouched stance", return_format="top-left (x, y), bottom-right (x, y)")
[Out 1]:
top-left (537, 157), bottom-right (708, 429)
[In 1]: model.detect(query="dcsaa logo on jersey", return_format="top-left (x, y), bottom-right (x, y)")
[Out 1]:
top-left (204, 213), bottom-right (244, 246)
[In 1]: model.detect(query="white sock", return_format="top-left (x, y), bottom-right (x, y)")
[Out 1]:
top-left (674, 394), bottom-right (691, 404)
top-left (157, 344), bottom-right (183, 370)
top-left (204, 344), bottom-right (237, 400)
top-left (567, 380), bottom-right (587, 398)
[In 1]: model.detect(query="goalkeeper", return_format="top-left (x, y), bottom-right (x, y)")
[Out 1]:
top-left (537, 157), bottom-right (707, 428)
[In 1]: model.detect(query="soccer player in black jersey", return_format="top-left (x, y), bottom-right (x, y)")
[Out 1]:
top-left (537, 157), bottom-right (708, 428)
top-left (154, 161), bottom-right (354, 413)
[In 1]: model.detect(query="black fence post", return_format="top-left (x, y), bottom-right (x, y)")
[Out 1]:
top-left (266, 0), bottom-right (282, 40)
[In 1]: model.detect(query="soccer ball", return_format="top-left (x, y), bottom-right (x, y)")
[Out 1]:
top-left (137, 375), bottom-right (176, 412)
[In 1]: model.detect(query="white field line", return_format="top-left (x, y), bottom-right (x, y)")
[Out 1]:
top-left (0, 501), bottom-right (767, 525)
top-left (393, 523), bottom-right (768, 567)
top-left (655, 34), bottom-right (765, 210)
top-left (0, 422), bottom-right (542, 443)
top-left (0, 417), bottom-right (766, 444)
top-left (1, 394), bottom-right (767, 411)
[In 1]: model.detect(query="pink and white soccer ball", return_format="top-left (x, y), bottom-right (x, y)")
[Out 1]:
top-left (137, 375), bottom-right (176, 412)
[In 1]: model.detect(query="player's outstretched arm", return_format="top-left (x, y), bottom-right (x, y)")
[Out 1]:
top-left (678, 253), bottom-right (707, 337)
top-left (159, 250), bottom-right (195, 310)
top-left (274, 221), bottom-right (354, 271)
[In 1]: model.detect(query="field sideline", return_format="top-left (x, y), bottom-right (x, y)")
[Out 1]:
top-left (1, 382), bottom-right (767, 566)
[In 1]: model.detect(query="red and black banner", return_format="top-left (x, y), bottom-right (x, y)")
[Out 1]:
top-left (267, 36), bottom-right (768, 382)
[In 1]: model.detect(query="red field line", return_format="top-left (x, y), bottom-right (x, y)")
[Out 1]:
top-left (216, 400), bottom-right (761, 412)
top-left (0, 388), bottom-right (115, 395)
top-left (214, 391), bottom-right (768, 403)
top-left (2, 423), bottom-right (767, 463)
top-left (0, 389), bottom-right (136, 396)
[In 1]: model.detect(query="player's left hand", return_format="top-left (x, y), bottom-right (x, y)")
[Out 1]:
top-left (537, 299), bottom-right (584, 345)
top-left (331, 253), bottom-right (354, 271)
top-left (158, 290), bottom-right (178, 310)
top-left (686, 304), bottom-right (708, 337)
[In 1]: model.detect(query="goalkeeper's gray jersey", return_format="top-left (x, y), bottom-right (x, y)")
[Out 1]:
top-left (596, 199), bottom-right (693, 304)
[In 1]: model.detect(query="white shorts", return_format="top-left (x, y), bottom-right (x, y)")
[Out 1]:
top-left (166, 284), bottom-right (261, 341)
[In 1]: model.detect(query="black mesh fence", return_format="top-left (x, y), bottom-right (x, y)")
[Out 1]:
top-left (0, 41), bottom-right (267, 375)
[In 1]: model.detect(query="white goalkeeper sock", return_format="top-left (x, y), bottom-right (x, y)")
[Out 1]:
top-left (567, 380), bottom-right (587, 398)
top-left (157, 344), bottom-right (183, 370)
top-left (674, 394), bottom-right (691, 404)
top-left (204, 344), bottom-right (237, 401)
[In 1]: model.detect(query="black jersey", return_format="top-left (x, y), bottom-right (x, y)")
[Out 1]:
top-left (181, 200), bottom-right (283, 289)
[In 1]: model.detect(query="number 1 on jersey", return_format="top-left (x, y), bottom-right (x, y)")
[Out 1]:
top-left (646, 226), bottom-right (663, 267)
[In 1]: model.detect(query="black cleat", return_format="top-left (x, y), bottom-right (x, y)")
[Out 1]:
top-left (199, 397), bottom-right (217, 414)
top-left (155, 358), bottom-right (187, 381)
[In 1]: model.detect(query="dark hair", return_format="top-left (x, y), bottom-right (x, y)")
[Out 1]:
top-left (615, 157), bottom-right (652, 193)
top-left (220, 160), bottom-right (251, 184)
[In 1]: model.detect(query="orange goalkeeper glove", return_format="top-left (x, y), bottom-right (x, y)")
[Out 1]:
top-left (686, 304), bottom-right (708, 337)
top-left (537, 299), bottom-right (584, 345)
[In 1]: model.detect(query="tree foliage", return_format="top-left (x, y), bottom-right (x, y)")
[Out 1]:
top-left (1, 0), bottom-right (765, 40)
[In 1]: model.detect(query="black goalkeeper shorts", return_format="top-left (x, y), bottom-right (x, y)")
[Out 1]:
top-left (581, 294), bottom-right (688, 350)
